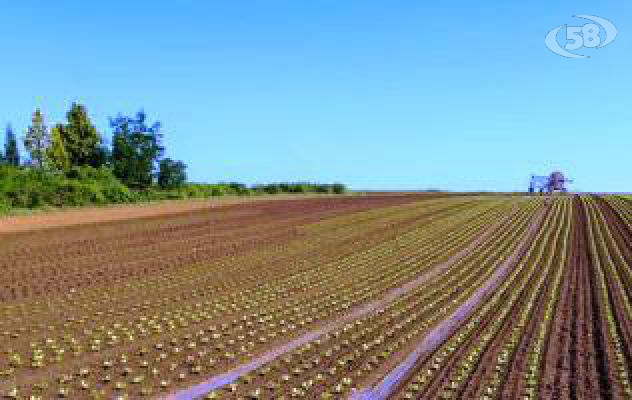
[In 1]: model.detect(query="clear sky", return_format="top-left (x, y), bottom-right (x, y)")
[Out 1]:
top-left (1, 1), bottom-right (629, 192)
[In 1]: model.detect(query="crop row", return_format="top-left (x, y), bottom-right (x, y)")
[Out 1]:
top-left (195, 199), bottom-right (545, 397)
top-left (0, 197), bottom-right (474, 346)
top-left (0, 198), bottom-right (513, 398)
top-left (0, 195), bottom-right (433, 302)
top-left (388, 195), bottom-right (632, 400)
top-left (0, 197), bottom-right (473, 329)
top-left (581, 196), bottom-right (632, 397)
top-left (390, 197), bottom-right (565, 399)
top-left (0, 199), bottom-right (493, 357)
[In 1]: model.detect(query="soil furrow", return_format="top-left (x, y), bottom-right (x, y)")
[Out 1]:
top-left (161, 203), bottom-right (523, 400)
top-left (348, 205), bottom-right (546, 399)
top-left (576, 197), bottom-right (613, 399)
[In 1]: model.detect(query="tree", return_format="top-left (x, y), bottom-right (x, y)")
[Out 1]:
top-left (24, 109), bottom-right (50, 167)
top-left (4, 124), bottom-right (19, 166)
top-left (332, 183), bottom-right (347, 194)
top-left (47, 124), bottom-right (70, 172)
top-left (158, 158), bottom-right (187, 189)
top-left (63, 103), bottom-right (105, 168)
top-left (110, 110), bottom-right (164, 189)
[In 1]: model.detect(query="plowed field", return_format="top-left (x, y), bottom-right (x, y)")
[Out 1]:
top-left (1, 194), bottom-right (631, 399)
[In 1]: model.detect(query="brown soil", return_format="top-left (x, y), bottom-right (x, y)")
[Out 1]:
top-left (500, 212), bottom-right (567, 399)
top-left (0, 195), bottom-right (311, 234)
top-left (353, 204), bottom-right (537, 398)
top-left (0, 194), bottom-right (432, 301)
top-left (160, 201), bottom-right (512, 398)
top-left (0, 193), bottom-right (474, 398)
top-left (592, 197), bottom-right (632, 394)
top-left (458, 211), bottom-right (558, 399)
top-left (384, 218), bottom-right (540, 399)
top-left (539, 196), bottom-right (614, 399)
top-left (0, 194), bottom-right (412, 234)
top-left (352, 203), bottom-right (547, 399)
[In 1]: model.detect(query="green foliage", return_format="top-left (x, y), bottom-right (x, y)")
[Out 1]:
top-left (0, 104), bottom-right (349, 212)
top-left (0, 165), bottom-right (133, 209)
top-left (110, 111), bottom-right (164, 189)
top-left (23, 109), bottom-right (50, 167)
top-left (62, 103), bottom-right (105, 168)
top-left (252, 182), bottom-right (347, 195)
top-left (0, 165), bottom-right (347, 213)
top-left (47, 124), bottom-right (70, 172)
top-left (4, 124), bottom-right (20, 166)
top-left (158, 158), bottom-right (187, 189)
top-left (332, 183), bottom-right (346, 194)
top-left (226, 182), bottom-right (251, 195)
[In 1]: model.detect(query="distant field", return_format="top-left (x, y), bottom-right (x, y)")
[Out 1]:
top-left (0, 193), bottom-right (356, 234)
top-left (0, 194), bottom-right (631, 399)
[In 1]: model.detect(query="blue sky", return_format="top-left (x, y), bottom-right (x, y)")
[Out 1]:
top-left (0, 1), bottom-right (629, 191)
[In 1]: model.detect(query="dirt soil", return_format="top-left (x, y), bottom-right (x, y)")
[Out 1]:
top-left (1, 193), bottom-right (465, 398)
top-left (0, 194), bottom-right (420, 234)
top-left (162, 200), bottom-right (515, 399)
top-left (0, 194), bottom-right (432, 301)
top-left (539, 197), bottom-right (615, 400)
top-left (349, 205), bottom-right (547, 399)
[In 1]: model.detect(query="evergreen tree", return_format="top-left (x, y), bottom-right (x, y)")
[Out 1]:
top-left (24, 109), bottom-right (50, 167)
top-left (110, 110), bottom-right (164, 188)
top-left (5, 124), bottom-right (20, 166)
top-left (47, 124), bottom-right (70, 172)
top-left (63, 103), bottom-right (105, 167)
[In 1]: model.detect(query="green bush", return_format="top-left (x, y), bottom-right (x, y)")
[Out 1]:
top-left (211, 186), bottom-right (224, 196)
top-left (251, 182), bottom-right (347, 195)
top-left (332, 183), bottom-right (346, 194)
top-left (0, 165), bottom-right (348, 213)
top-left (0, 165), bottom-right (135, 210)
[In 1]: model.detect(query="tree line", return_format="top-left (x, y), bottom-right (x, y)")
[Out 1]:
top-left (0, 103), bottom-right (346, 211)
top-left (1, 103), bottom-right (187, 189)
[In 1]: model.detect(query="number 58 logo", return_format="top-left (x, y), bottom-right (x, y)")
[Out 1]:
top-left (545, 15), bottom-right (617, 58)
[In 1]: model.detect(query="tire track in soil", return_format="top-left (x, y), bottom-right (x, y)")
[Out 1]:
top-left (418, 206), bottom-right (553, 400)
top-left (160, 203), bottom-right (526, 400)
top-left (386, 202), bottom-right (553, 400)
top-left (463, 201), bottom-right (564, 399)
top-left (196, 203), bottom-right (523, 399)
top-left (500, 205), bottom-right (567, 399)
top-left (0, 201), bottom-right (477, 346)
top-left (473, 212), bottom-right (562, 399)
top-left (348, 204), bottom-right (547, 400)
top-left (0, 201), bottom-right (505, 395)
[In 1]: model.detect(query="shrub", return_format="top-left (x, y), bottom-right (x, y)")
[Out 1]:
top-left (0, 165), bottom-right (348, 212)
top-left (0, 165), bottom-right (135, 210)
top-left (158, 159), bottom-right (187, 189)
top-left (332, 183), bottom-right (347, 194)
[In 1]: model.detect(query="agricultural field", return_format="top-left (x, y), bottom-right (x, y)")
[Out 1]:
top-left (0, 193), bottom-right (631, 399)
